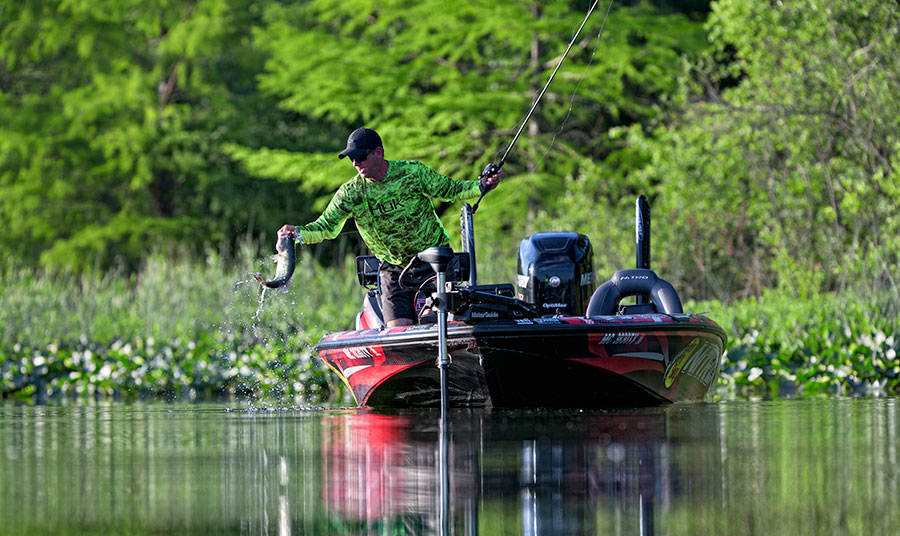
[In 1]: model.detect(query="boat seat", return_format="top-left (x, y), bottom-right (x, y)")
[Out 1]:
top-left (586, 269), bottom-right (683, 316)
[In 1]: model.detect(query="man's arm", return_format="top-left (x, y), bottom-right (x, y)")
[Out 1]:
top-left (417, 163), bottom-right (501, 201)
top-left (278, 183), bottom-right (353, 244)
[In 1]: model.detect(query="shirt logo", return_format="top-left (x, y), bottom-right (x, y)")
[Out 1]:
top-left (372, 198), bottom-right (402, 216)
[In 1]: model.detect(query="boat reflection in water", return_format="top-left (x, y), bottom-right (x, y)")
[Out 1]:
top-left (321, 408), bottom-right (719, 535)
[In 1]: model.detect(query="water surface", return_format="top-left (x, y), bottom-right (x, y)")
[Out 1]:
top-left (1, 398), bottom-right (897, 535)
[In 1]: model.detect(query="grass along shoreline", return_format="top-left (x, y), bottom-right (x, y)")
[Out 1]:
top-left (2, 250), bottom-right (898, 404)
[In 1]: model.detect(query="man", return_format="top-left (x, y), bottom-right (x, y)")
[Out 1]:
top-left (278, 127), bottom-right (502, 328)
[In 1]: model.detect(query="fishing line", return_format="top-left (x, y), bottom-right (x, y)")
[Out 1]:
top-left (497, 0), bottom-right (602, 168)
top-left (477, 0), bottom-right (615, 212)
top-left (491, 3), bottom-right (594, 164)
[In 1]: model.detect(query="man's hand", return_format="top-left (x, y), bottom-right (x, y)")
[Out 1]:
top-left (277, 224), bottom-right (301, 244)
top-left (479, 165), bottom-right (503, 194)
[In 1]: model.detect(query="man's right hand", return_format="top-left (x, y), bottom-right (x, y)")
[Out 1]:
top-left (479, 165), bottom-right (503, 193)
top-left (278, 225), bottom-right (300, 244)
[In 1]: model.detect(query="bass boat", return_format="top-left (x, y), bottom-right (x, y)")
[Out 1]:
top-left (316, 196), bottom-right (726, 408)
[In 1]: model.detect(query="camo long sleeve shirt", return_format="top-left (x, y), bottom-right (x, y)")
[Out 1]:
top-left (296, 160), bottom-right (482, 266)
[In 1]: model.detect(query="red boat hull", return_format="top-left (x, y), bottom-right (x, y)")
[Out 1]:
top-left (317, 314), bottom-right (726, 408)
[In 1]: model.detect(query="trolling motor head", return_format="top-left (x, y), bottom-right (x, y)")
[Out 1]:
top-left (418, 247), bottom-right (455, 275)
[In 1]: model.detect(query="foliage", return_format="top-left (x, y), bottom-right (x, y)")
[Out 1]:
top-left (703, 290), bottom-right (900, 398)
top-left (0, 0), bottom-right (307, 270)
top-left (1, 0), bottom-right (712, 272)
top-left (628, 0), bottom-right (900, 299)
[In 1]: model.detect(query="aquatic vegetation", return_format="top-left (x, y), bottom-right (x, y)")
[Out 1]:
top-left (699, 290), bottom-right (900, 399)
top-left (0, 335), bottom-right (337, 405)
top-left (0, 245), bottom-right (359, 405)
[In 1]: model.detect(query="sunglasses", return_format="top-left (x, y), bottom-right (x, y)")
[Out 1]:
top-left (350, 150), bottom-right (373, 164)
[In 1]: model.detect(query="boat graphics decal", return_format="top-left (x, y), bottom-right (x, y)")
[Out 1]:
top-left (340, 344), bottom-right (386, 365)
top-left (354, 364), bottom-right (424, 405)
top-left (343, 365), bottom-right (370, 379)
top-left (586, 330), bottom-right (670, 360)
top-left (320, 340), bottom-right (436, 405)
top-left (513, 318), bottom-right (564, 325)
top-left (664, 338), bottom-right (721, 389)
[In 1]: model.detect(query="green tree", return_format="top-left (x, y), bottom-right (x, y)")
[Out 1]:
top-left (0, 0), bottom-right (302, 271)
top-left (649, 0), bottom-right (900, 299)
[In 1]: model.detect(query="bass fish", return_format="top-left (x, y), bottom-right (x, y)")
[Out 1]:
top-left (254, 232), bottom-right (296, 289)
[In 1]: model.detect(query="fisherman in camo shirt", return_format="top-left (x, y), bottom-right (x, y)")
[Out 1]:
top-left (278, 127), bottom-right (503, 328)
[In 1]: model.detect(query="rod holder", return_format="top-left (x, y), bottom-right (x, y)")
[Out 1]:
top-left (460, 203), bottom-right (477, 286)
top-left (636, 194), bottom-right (651, 270)
top-left (635, 195), bottom-right (651, 305)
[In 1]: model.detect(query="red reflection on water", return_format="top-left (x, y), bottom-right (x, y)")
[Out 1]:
top-left (322, 412), bottom-right (418, 522)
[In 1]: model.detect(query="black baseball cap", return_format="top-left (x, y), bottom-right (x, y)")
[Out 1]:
top-left (338, 127), bottom-right (383, 160)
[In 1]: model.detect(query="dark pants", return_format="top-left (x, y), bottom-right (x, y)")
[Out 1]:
top-left (378, 258), bottom-right (437, 324)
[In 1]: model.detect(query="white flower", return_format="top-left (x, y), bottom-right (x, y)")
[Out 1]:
top-left (748, 367), bottom-right (764, 382)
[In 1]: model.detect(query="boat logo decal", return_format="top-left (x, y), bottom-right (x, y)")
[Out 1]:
top-left (543, 302), bottom-right (567, 309)
top-left (598, 332), bottom-right (644, 345)
top-left (548, 276), bottom-right (561, 287)
top-left (664, 338), bottom-right (720, 388)
top-left (580, 272), bottom-right (594, 286)
top-left (340, 345), bottom-right (385, 364)
top-left (515, 319), bottom-right (534, 325)
top-left (471, 310), bottom-right (500, 319)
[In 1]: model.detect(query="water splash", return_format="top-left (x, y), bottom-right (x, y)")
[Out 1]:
top-left (252, 283), bottom-right (268, 322)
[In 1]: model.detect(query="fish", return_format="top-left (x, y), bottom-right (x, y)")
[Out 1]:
top-left (254, 232), bottom-right (296, 289)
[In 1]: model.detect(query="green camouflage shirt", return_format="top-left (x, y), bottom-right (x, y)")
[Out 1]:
top-left (297, 160), bottom-right (482, 265)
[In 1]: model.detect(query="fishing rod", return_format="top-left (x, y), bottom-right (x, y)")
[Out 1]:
top-left (472, 0), bottom-right (603, 213)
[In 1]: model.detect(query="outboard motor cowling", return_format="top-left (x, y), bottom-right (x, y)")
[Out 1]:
top-left (516, 232), bottom-right (595, 316)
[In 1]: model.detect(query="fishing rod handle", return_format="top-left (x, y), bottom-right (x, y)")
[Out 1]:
top-left (478, 162), bottom-right (502, 179)
top-left (473, 162), bottom-right (502, 213)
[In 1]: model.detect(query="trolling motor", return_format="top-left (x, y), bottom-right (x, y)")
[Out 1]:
top-left (417, 247), bottom-right (455, 416)
top-left (418, 245), bottom-right (540, 411)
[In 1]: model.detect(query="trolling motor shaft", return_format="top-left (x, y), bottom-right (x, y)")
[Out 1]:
top-left (417, 246), bottom-right (455, 415)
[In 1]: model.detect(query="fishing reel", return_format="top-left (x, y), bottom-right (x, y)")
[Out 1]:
top-left (478, 163), bottom-right (501, 192)
top-left (473, 162), bottom-right (502, 212)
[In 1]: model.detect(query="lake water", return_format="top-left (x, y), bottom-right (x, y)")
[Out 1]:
top-left (1, 398), bottom-right (897, 535)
